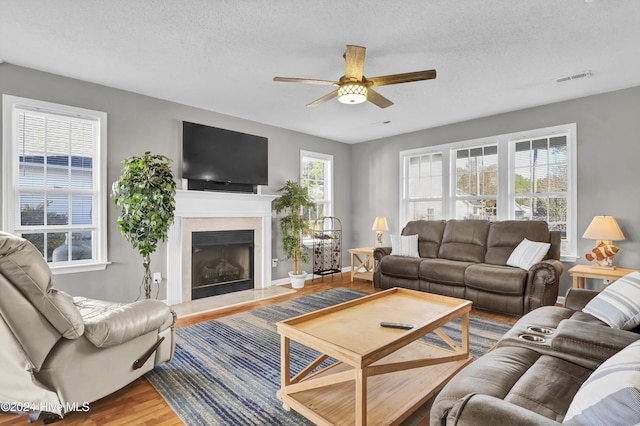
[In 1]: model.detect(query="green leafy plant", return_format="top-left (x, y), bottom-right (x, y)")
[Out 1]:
top-left (275, 180), bottom-right (313, 276)
top-left (112, 152), bottom-right (176, 299)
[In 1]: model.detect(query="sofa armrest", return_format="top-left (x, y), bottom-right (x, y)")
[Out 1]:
top-left (563, 288), bottom-right (599, 311)
top-left (446, 393), bottom-right (559, 426)
top-left (524, 259), bottom-right (564, 312)
top-left (372, 247), bottom-right (392, 288)
top-left (373, 246), bottom-right (391, 262)
top-left (74, 297), bottom-right (173, 348)
top-left (551, 319), bottom-right (640, 365)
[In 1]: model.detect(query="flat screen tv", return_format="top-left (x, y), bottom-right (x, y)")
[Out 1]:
top-left (182, 121), bottom-right (268, 187)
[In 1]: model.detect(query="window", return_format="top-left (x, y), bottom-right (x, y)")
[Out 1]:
top-left (300, 150), bottom-right (333, 224)
top-left (454, 145), bottom-right (498, 220)
top-left (512, 135), bottom-right (569, 253)
top-left (2, 95), bottom-right (108, 274)
top-left (400, 124), bottom-right (577, 259)
top-left (403, 152), bottom-right (443, 220)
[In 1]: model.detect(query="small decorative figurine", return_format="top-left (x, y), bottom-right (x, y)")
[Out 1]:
top-left (585, 242), bottom-right (620, 269)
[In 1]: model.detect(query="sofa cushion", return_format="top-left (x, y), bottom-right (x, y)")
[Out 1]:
top-left (419, 258), bottom-right (473, 286)
top-left (430, 346), bottom-right (593, 424)
top-left (485, 220), bottom-right (551, 265)
top-left (465, 263), bottom-right (528, 294)
top-left (438, 220), bottom-right (490, 263)
top-left (563, 339), bottom-right (640, 425)
top-left (506, 352), bottom-right (593, 422)
top-left (401, 220), bottom-right (446, 258)
top-left (390, 234), bottom-right (419, 257)
top-left (378, 255), bottom-right (422, 279)
top-left (582, 271), bottom-right (640, 330)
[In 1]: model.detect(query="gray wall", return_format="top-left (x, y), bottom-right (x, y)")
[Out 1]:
top-left (350, 86), bottom-right (640, 296)
top-left (2, 62), bottom-right (639, 302)
top-left (0, 64), bottom-right (352, 302)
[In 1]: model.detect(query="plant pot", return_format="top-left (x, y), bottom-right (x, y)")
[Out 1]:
top-left (288, 271), bottom-right (308, 289)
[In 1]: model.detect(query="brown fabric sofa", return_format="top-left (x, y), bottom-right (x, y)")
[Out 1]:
top-left (373, 220), bottom-right (564, 316)
top-left (430, 288), bottom-right (640, 425)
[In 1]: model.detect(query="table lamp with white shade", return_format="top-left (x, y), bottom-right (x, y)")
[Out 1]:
top-left (582, 215), bottom-right (625, 269)
top-left (371, 217), bottom-right (389, 247)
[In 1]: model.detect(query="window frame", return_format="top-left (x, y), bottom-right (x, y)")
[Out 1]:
top-left (399, 123), bottom-right (577, 261)
top-left (2, 95), bottom-right (109, 274)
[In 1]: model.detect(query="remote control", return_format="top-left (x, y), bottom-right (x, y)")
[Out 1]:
top-left (380, 321), bottom-right (415, 330)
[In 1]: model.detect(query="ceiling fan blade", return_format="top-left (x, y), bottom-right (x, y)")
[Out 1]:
top-left (344, 45), bottom-right (366, 81)
top-left (306, 89), bottom-right (339, 107)
top-left (367, 88), bottom-right (394, 109)
top-left (273, 77), bottom-right (338, 85)
top-left (367, 69), bottom-right (437, 87)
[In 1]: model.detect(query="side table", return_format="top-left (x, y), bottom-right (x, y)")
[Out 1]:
top-left (348, 247), bottom-right (375, 282)
top-left (568, 264), bottom-right (636, 289)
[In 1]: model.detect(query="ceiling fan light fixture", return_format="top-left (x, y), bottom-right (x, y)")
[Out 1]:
top-left (338, 83), bottom-right (367, 104)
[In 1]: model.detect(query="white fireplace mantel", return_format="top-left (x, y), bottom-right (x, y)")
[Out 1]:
top-left (166, 190), bottom-right (277, 305)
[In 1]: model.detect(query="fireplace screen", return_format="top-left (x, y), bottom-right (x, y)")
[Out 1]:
top-left (191, 229), bottom-right (254, 299)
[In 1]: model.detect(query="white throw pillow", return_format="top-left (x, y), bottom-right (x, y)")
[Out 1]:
top-left (390, 234), bottom-right (419, 258)
top-left (506, 238), bottom-right (551, 270)
top-left (563, 339), bottom-right (640, 425)
top-left (582, 271), bottom-right (640, 330)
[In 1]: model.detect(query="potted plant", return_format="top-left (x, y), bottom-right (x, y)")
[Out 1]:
top-left (275, 180), bottom-right (313, 289)
top-left (112, 152), bottom-right (177, 299)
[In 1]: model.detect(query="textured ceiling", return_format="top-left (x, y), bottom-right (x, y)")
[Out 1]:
top-left (1, 1), bottom-right (639, 143)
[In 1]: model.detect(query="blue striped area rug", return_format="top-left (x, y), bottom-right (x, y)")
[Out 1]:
top-left (146, 288), bottom-right (512, 425)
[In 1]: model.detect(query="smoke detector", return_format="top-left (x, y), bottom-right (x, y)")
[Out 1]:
top-left (553, 70), bottom-right (592, 83)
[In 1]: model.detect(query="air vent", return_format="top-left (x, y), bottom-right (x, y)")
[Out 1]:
top-left (554, 71), bottom-right (592, 83)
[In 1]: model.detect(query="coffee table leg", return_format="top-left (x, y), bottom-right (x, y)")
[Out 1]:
top-left (461, 312), bottom-right (470, 355)
top-left (280, 335), bottom-right (291, 411)
top-left (355, 368), bottom-right (367, 425)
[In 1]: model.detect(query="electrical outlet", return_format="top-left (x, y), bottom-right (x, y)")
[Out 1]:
top-left (272, 258), bottom-right (278, 268)
top-left (153, 272), bottom-right (162, 284)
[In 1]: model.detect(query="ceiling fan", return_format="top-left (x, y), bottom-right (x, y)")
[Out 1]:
top-left (273, 45), bottom-right (436, 109)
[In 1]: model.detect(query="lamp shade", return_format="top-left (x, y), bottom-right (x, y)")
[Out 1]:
top-left (338, 83), bottom-right (367, 104)
top-left (371, 217), bottom-right (389, 232)
top-left (582, 216), bottom-right (625, 241)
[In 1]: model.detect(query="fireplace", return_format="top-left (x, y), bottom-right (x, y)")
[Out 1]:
top-left (191, 230), bottom-right (254, 299)
top-left (166, 190), bottom-right (277, 305)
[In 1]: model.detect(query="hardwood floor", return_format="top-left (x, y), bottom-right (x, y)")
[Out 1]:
top-left (0, 275), bottom-right (516, 425)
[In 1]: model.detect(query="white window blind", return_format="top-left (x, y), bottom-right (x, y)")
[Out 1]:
top-left (512, 135), bottom-right (569, 253)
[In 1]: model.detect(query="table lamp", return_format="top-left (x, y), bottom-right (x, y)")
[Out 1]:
top-left (372, 217), bottom-right (389, 247)
top-left (582, 215), bottom-right (625, 269)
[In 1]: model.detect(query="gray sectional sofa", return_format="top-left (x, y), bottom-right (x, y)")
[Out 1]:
top-left (373, 220), bottom-right (564, 316)
top-left (431, 287), bottom-right (640, 425)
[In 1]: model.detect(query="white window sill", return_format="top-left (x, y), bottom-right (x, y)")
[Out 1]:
top-left (50, 261), bottom-right (110, 275)
top-left (560, 255), bottom-right (579, 263)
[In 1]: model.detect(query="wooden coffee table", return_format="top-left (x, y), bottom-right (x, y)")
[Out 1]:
top-left (276, 288), bottom-right (473, 425)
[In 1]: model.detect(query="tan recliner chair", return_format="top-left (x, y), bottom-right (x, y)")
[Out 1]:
top-left (0, 231), bottom-right (176, 421)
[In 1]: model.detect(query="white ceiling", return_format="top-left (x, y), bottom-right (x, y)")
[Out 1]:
top-left (1, 1), bottom-right (639, 144)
